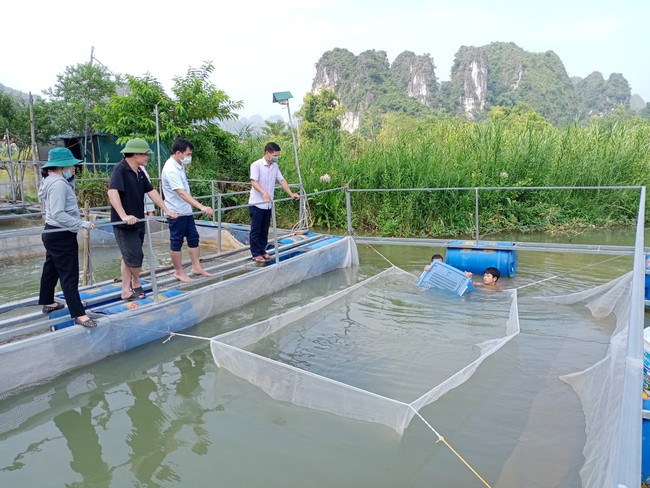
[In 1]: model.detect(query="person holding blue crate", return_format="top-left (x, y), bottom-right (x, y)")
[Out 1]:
top-left (423, 254), bottom-right (444, 271)
top-left (424, 253), bottom-right (473, 279)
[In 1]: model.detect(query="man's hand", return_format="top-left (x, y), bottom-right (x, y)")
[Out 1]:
top-left (165, 209), bottom-right (178, 219)
top-left (289, 192), bottom-right (300, 200)
top-left (123, 215), bottom-right (138, 225)
top-left (262, 192), bottom-right (272, 202)
top-left (201, 206), bottom-right (214, 217)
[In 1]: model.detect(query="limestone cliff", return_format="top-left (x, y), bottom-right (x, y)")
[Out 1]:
top-left (391, 51), bottom-right (438, 107)
top-left (311, 42), bottom-right (633, 129)
top-left (313, 48), bottom-right (434, 131)
top-left (447, 42), bottom-right (579, 124)
top-left (573, 71), bottom-right (631, 119)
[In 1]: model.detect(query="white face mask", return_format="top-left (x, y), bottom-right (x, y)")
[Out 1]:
top-left (181, 155), bottom-right (192, 165)
top-left (63, 169), bottom-right (73, 180)
top-left (270, 156), bottom-right (280, 163)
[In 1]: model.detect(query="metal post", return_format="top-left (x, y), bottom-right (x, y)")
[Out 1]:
top-left (210, 181), bottom-right (216, 224)
top-left (474, 187), bottom-right (480, 245)
top-left (154, 104), bottom-right (162, 202)
top-left (613, 185), bottom-right (645, 487)
top-left (144, 219), bottom-right (159, 301)
top-left (271, 202), bottom-right (278, 261)
top-left (82, 201), bottom-right (92, 286)
top-left (345, 186), bottom-right (353, 235)
top-left (285, 100), bottom-right (306, 230)
top-left (217, 192), bottom-right (222, 255)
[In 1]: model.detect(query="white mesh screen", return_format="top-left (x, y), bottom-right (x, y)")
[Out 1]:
top-left (551, 273), bottom-right (634, 488)
top-left (0, 236), bottom-right (358, 400)
top-left (210, 267), bottom-right (520, 435)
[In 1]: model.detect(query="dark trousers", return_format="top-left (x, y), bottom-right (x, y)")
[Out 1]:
top-left (248, 206), bottom-right (271, 257)
top-left (39, 225), bottom-right (86, 318)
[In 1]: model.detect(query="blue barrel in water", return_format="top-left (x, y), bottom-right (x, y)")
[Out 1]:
top-left (445, 240), bottom-right (518, 277)
top-left (643, 398), bottom-right (650, 482)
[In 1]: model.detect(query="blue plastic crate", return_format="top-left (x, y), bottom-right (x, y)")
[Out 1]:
top-left (417, 261), bottom-right (475, 296)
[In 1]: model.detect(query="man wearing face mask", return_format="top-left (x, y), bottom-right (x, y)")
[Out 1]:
top-left (161, 138), bottom-right (214, 282)
top-left (248, 141), bottom-right (299, 263)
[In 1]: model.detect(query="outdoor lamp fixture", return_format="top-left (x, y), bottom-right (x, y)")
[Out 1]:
top-left (272, 91), bottom-right (308, 231)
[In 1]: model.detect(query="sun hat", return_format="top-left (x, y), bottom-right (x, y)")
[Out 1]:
top-left (42, 147), bottom-right (82, 169)
top-left (120, 138), bottom-right (153, 154)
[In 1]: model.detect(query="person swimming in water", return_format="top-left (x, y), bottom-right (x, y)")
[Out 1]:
top-left (423, 254), bottom-right (444, 271)
top-left (467, 266), bottom-right (501, 289)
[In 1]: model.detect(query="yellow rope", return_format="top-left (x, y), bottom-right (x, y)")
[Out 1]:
top-left (412, 409), bottom-right (492, 488)
top-left (437, 436), bottom-right (493, 488)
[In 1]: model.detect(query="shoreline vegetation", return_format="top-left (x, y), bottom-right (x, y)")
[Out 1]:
top-left (238, 112), bottom-right (650, 237)
top-left (4, 112), bottom-right (649, 239)
top-left (2, 62), bottom-right (648, 239)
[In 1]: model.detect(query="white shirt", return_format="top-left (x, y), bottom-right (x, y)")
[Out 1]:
top-left (248, 157), bottom-right (285, 210)
top-left (161, 157), bottom-right (193, 215)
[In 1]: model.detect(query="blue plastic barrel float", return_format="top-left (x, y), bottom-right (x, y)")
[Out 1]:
top-left (445, 240), bottom-right (518, 277)
top-left (643, 397), bottom-right (650, 482)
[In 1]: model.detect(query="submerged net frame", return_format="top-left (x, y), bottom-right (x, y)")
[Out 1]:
top-left (210, 266), bottom-right (520, 436)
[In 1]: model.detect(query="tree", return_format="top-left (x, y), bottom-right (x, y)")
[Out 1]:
top-left (0, 92), bottom-right (29, 144)
top-left (297, 89), bottom-right (345, 141)
top-left (96, 62), bottom-right (245, 181)
top-left (487, 102), bottom-right (553, 137)
top-left (262, 119), bottom-right (290, 139)
top-left (95, 73), bottom-right (169, 142)
top-left (97, 62), bottom-right (242, 146)
top-left (43, 62), bottom-right (118, 152)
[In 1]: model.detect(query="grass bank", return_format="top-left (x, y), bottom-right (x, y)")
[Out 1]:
top-left (64, 115), bottom-right (650, 238)
top-left (242, 115), bottom-right (650, 237)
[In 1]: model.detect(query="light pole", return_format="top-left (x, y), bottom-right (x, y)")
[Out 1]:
top-left (272, 91), bottom-right (308, 232)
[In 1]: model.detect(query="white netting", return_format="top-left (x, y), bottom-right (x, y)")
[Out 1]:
top-left (208, 266), bottom-right (640, 486)
top-left (544, 272), bottom-right (636, 488)
top-left (0, 236), bottom-right (358, 400)
top-left (210, 266), bottom-right (520, 435)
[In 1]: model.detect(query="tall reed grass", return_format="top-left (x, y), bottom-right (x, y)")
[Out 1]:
top-left (240, 116), bottom-right (650, 237)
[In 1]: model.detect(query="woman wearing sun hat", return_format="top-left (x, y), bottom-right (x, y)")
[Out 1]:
top-left (38, 147), bottom-right (97, 328)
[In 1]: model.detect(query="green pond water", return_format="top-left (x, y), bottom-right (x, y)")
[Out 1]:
top-left (0, 228), bottom-right (645, 488)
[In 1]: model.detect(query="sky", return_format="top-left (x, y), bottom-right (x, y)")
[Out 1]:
top-left (3, 0), bottom-right (648, 120)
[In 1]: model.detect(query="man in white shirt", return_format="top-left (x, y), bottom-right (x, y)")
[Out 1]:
top-left (248, 142), bottom-right (299, 262)
top-left (161, 138), bottom-right (214, 282)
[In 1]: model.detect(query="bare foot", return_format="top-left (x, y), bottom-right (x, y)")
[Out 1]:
top-left (174, 272), bottom-right (193, 283)
top-left (191, 268), bottom-right (213, 277)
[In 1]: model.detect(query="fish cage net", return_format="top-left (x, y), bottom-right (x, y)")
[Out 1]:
top-left (209, 267), bottom-right (634, 487)
top-left (210, 267), bottom-right (520, 435)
